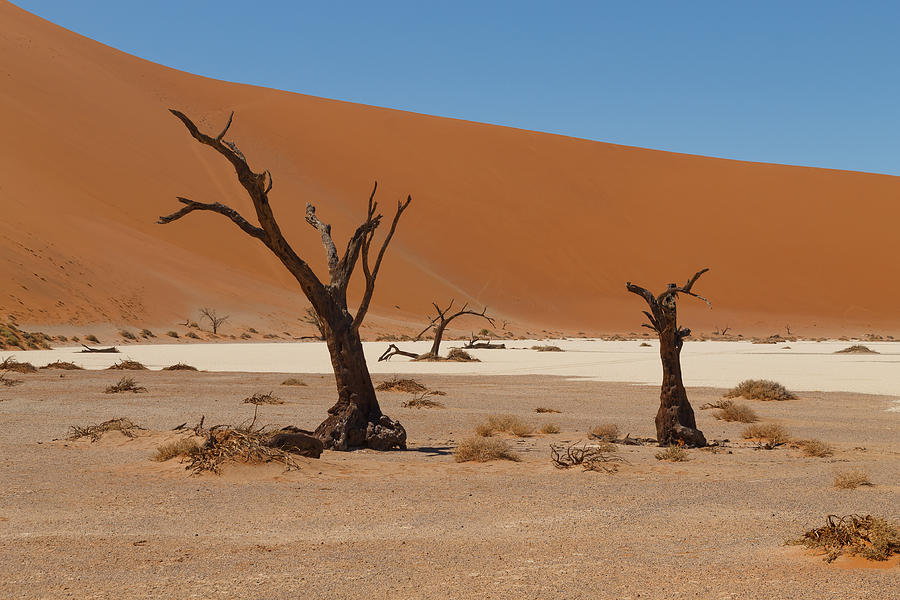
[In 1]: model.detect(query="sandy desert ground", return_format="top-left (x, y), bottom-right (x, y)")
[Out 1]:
top-left (1, 364), bottom-right (897, 599)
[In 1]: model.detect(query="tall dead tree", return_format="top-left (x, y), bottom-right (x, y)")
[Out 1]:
top-left (199, 307), bottom-right (229, 334)
top-left (626, 268), bottom-right (710, 448)
top-left (159, 110), bottom-right (411, 451)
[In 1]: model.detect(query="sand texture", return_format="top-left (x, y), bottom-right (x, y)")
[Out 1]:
top-left (2, 1), bottom-right (900, 337)
top-left (1, 370), bottom-right (898, 599)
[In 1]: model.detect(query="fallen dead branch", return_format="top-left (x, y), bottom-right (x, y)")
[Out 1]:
top-left (80, 344), bottom-right (120, 353)
top-left (68, 417), bottom-right (146, 442)
top-left (550, 441), bottom-right (625, 472)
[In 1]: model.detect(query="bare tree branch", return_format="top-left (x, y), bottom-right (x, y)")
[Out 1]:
top-left (304, 203), bottom-right (340, 278)
top-left (158, 197), bottom-right (266, 240)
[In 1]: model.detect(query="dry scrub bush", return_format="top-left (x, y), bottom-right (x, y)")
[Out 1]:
top-left (796, 438), bottom-right (834, 457)
top-left (476, 414), bottom-right (534, 437)
top-left (0, 357), bottom-right (37, 373)
top-left (589, 423), bottom-right (619, 441)
top-left (790, 514), bottom-right (900, 562)
top-left (85, 334), bottom-right (100, 343)
top-left (655, 446), bottom-right (688, 461)
top-left (376, 377), bottom-right (427, 393)
top-left (833, 471), bottom-right (872, 489)
top-left (105, 377), bottom-right (147, 394)
top-left (540, 423), bottom-right (560, 434)
top-left (107, 359), bottom-right (147, 371)
top-left (535, 407), bottom-right (561, 413)
top-left (281, 377), bottom-right (307, 386)
top-left (402, 391), bottom-right (445, 409)
top-left (187, 428), bottom-right (301, 474)
top-left (152, 437), bottom-right (201, 461)
top-left (742, 423), bottom-right (791, 445)
top-left (243, 392), bottom-right (283, 405)
top-left (40, 361), bottom-right (83, 370)
top-left (725, 379), bottom-right (796, 401)
top-left (119, 330), bottom-right (137, 340)
top-left (163, 363), bottom-right (198, 371)
top-left (531, 345), bottom-right (563, 352)
top-left (166, 331), bottom-right (179, 338)
top-left (186, 332), bottom-right (200, 340)
top-left (140, 329), bottom-right (155, 338)
top-left (446, 348), bottom-right (478, 362)
top-left (68, 417), bottom-right (145, 442)
top-left (835, 344), bottom-right (879, 354)
top-left (454, 437), bottom-right (520, 463)
top-left (551, 442), bottom-right (624, 472)
top-left (714, 402), bottom-right (759, 423)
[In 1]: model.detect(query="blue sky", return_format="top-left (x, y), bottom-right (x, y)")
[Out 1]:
top-left (14, 1), bottom-right (900, 175)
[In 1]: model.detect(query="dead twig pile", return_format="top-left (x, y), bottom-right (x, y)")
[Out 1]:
top-left (550, 441), bottom-right (625, 472)
top-left (0, 357), bottom-right (37, 373)
top-left (68, 417), bottom-right (145, 442)
top-left (376, 377), bottom-right (428, 393)
top-left (107, 359), bottom-right (148, 371)
top-left (104, 376), bottom-right (147, 394)
top-left (531, 345), bottom-right (564, 352)
top-left (40, 361), bottom-right (84, 370)
top-left (163, 363), bottom-right (198, 371)
top-left (401, 391), bottom-right (445, 409)
top-left (185, 426), bottom-right (300, 475)
top-left (834, 345), bottom-right (879, 354)
top-left (790, 514), bottom-right (900, 562)
top-left (243, 391), bottom-right (284, 405)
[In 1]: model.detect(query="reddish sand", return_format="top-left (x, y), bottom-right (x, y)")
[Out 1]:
top-left (2, 1), bottom-right (900, 337)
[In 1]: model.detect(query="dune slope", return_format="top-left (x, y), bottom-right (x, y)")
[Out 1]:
top-left (1, 1), bottom-right (899, 336)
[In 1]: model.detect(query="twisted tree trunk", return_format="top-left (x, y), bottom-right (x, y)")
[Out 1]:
top-left (626, 269), bottom-right (710, 447)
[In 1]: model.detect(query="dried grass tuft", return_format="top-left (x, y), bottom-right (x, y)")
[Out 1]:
top-left (589, 423), bottom-right (619, 441)
top-left (243, 392), bottom-right (283, 405)
top-left (475, 414), bottom-right (534, 437)
top-left (281, 377), bottom-right (307, 386)
top-left (68, 417), bottom-right (145, 442)
top-left (107, 359), bottom-right (148, 371)
top-left (376, 377), bottom-right (427, 393)
top-left (655, 446), bottom-right (688, 462)
top-left (163, 363), bottom-right (198, 371)
top-left (789, 514), bottom-right (900, 562)
top-left (152, 436), bottom-right (201, 461)
top-left (402, 391), bottom-right (445, 409)
top-left (700, 398), bottom-right (733, 410)
top-left (833, 470), bottom-right (872, 489)
top-left (796, 438), bottom-right (834, 457)
top-left (725, 379), bottom-right (796, 401)
top-left (540, 423), bottom-right (560, 434)
top-left (454, 437), bottom-right (520, 463)
top-left (742, 422), bottom-right (791, 446)
top-left (105, 376), bottom-right (147, 394)
top-left (714, 402), bottom-right (759, 423)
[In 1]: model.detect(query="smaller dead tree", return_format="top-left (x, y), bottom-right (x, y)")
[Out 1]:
top-left (626, 268), bottom-right (711, 448)
top-left (379, 300), bottom-right (494, 361)
top-left (199, 307), bottom-right (229, 334)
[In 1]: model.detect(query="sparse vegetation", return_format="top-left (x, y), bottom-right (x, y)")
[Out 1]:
top-left (725, 379), bottom-right (796, 401)
top-left (454, 437), bottom-right (520, 463)
top-left (835, 344), bottom-right (879, 354)
top-left (104, 377), bottom-right (147, 394)
top-left (281, 378), bottom-right (307, 386)
top-left (535, 407), bottom-right (561, 413)
top-left (0, 371), bottom-right (22, 387)
top-left (401, 391), bottom-right (445, 408)
top-left (0, 357), bottom-right (37, 373)
top-left (742, 422), bottom-right (791, 446)
top-left (551, 441), bottom-right (624, 472)
top-left (107, 359), bottom-right (148, 370)
top-left (243, 392), bottom-right (283, 405)
top-left (789, 514), bottom-right (900, 562)
top-left (163, 363), bottom-right (198, 371)
top-left (446, 348), bottom-right (478, 362)
top-left (68, 417), bottom-right (145, 442)
top-left (833, 470), bottom-right (872, 489)
top-left (152, 436), bottom-right (202, 461)
top-left (540, 423), bottom-right (560, 434)
top-left (531, 345), bottom-right (563, 352)
top-left (713, 402), bottom-right (759, 423)
top-left (699, 398), bottom-right (733, 410)
top-left (186, 427), bottom-right (301, 474)
top-left (166, 331), bottom-right (179, 338)
top-left (589, 423), bottom-right (619, 441)
top-left (140, 329), bottom-right (155, 338)
top-left (185, 331), bottom-right (201, 340)
top-left (119, 330), bottom-right (136, 340)
top-left (376, 377), bottom-right (427, 393)
top-left (655, 446), bottom-right (688, 462)
top-left (0, 322), bottom-right (52, 350)
top-left (85, 334), bottom-right (100, 343)
top-left (475, 414), bottom-right (534, 437)
top-left (796, 438), bottom-right (834, 457)
top-left (40, 360), bottom-right (84, 370)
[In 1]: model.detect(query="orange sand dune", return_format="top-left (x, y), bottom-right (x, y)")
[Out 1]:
top-left (2, 1), bottom-right (899, 337)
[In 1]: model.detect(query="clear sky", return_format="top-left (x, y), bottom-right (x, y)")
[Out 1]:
top-left (13, 0), bottom-right (900, 175)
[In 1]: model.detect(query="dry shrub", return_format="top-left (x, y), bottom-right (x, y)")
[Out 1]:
top-left (119, 330), bottom-right (137, 340)
top-left (700, 398), bottom-right (733, 410)
top-left (742, 422), bottom-right (791, 445)
top-left (796, 438), bottom-right (834, 457)
top-left (68, 417), bottom-right (145, 442)
top-left (589, 423), bottom-right (619, 441)
top-left (85, 334), bottom-right (100, 343)
top-left (281, 377), bottom-right (307, 386)
top-left (655, 446), bottom-right (688, 462)
top-left (540, 423), bottom-right (560, 434)
top-left (725, 379), bottom-right (796, 401)
top-left (639, 342), bottom-right (651, 347)
top-left (186, 428), bottom-right (300, 474)
top-left (535, 407), bottom-right (561, 413)
top-left (790, 514), bottom-right (900, 562)
top-left (476, 414), bottom-right (534, 437)
top-left (835, 344), bottom-right (879, 354)
top-left (531, 345), bottom-right (563, 352)
top-left (40, 361), bottom-right (84, 370)
top-left (0, 357), bottom-right (37, 374)
top-left (714, 402), bottom-right (759, 423)
top-left (107, 359), bottom-right (148, 371)
top-left (152, 436), bottom-right (201, 461)
top-left (447, 348), bottom-right (478, 362)
top-left (551, 442), bottom-right (624, 472)
top-left (166, 331), bottom-right (179, 338)
top-left (454, 437), bottom-right (519, 463)
top-left (833, 470), bottom-right (872, 489)
top-left (376, 377), bottom-right (427, 393)
top-left (185, 331), bottom-right (201, 340)
top-left (105, 376), bottom-right (147, 394)
top-left (243, 392), bottom-right (283, 405)
top-left (140, 329), bottom-right (155, 338)
top-left (163, 363), bottom-right (198, 371)
top-left (402, 391), bottom-right (445, 409)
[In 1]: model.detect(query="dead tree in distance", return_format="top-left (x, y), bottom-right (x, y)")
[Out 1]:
top-left (159, 110), bottom-right (411, 451)
top-left (626, 268), bottom-right (710, 447)
top-left (379, 300), bottom-right (494, 360)
top-left (199, 307), bottom-right (229, 334)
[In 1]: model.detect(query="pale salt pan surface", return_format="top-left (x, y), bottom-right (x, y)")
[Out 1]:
top-left (4, 340), bottom-right (899, 401)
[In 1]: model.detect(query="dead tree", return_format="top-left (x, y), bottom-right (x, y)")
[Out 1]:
top-left (626, 268), bottom-right (711, 447)
top-left (159, 110), bottom-right (411, 451)
top-left (379, 300), bottom-right (494, 361)
top-left (199, 307), bottom-right (229, 334)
